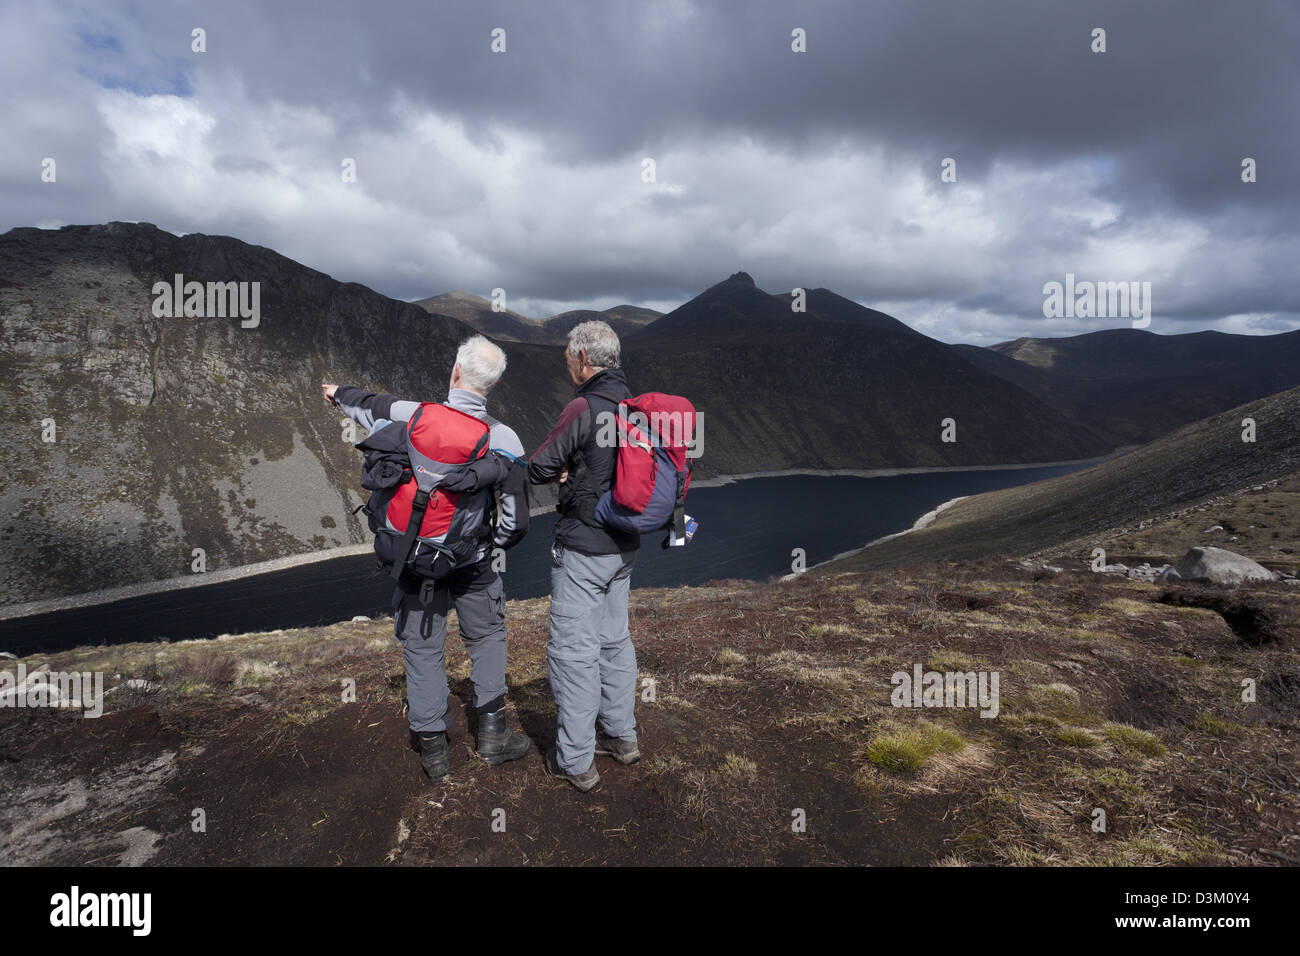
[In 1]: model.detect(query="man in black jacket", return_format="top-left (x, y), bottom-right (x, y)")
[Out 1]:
top-left (527, 321), bottom-right (641, 792)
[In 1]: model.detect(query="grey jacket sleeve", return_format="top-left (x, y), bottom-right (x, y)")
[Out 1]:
top-left (334, 385), bottom-right (420, 433)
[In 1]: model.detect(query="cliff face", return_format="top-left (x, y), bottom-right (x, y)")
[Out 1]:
top-left (0, 222), bottom-right (565, 605)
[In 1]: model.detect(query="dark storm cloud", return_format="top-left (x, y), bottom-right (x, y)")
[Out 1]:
top-left (2, 0), bottom-right (1296, 341)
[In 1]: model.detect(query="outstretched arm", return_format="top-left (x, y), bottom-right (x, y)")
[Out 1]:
top-left (321, 382), bottom-right (419, 432)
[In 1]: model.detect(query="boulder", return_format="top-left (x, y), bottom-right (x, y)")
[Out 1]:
top-left (1156, 547), bottom-right (1275, 586)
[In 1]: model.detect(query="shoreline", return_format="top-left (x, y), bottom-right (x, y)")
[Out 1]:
top-left (2, 447), bottom-right (1133, 622)
top-left (781, 495), bottom-right (968, 580)
top-left (693, 446), bottom-right (1133, 488)
top-left (0, 544), bottom-right (376, 623)
top-left (768, 444), bottom-right (1138, 579)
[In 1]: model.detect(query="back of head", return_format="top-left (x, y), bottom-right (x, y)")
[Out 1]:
top-left (566, 319), bottom-right (621, 369)
top-left (456, 334), bottom-right (508, 394)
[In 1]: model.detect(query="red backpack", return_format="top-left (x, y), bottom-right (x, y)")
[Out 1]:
top-left (592, 392), bottom-right (697, 541)
top-left (356, 403), bottom-right (493, 581)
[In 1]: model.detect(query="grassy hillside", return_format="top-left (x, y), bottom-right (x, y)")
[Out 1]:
top-left (830, 385), bottom-right (1300, 572)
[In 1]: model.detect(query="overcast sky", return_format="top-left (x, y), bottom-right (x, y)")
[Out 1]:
top-left (3, 0), bottom-right (1297, 343)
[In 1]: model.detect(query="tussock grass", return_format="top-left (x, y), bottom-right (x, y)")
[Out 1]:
top-left (687, 673), bottom-right (738, 687)
top-left (1101, 722), bottom-right (1166, 758)
top-left (1191, 711), bottom-right (1247, 737)
top-left (719, 753), bottom-right (758, 781)
top-left (808, 622), bottom-right (856, 638)
top-left (762, 649), bottom-right (859, 692)
top-left (1053, 727), bottom-right (1101, 748)
top-left (714, 647), bottom-right (748, 669)
top-left (925, 651), bottom-right (985, 673)
top-left (865, 720), bottom-right (967, 773)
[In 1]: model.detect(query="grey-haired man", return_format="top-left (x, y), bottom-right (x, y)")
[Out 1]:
top-left (322, 335), bottom-right (531, 781)
top-left (527, 320), bottom-right (642, 792)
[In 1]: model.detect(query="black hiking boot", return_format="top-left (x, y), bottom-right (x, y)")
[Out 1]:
top-left (476, 708), bottom-right (532, 766)
top-left (544, 747), bottom-right (601, 792)
top-left (595, 731), bottom-right (641, 765)
top-left (416, 730), bottom-right (450, 781)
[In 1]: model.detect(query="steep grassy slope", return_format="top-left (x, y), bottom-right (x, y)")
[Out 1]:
top-left (831, 385), bottom-right (1300, 571)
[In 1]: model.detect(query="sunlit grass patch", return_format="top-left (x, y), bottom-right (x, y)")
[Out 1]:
top-left (646, 753), bottom-right (686, 776)
top-left (687, 673), bottom-right (738, 687)
top-left (853, 599), bottom-right (907, 618)
top-left (719, 753), bottom-right (758, 781)
top-left (1053, 726), bottom-right (1101, 748)
top-left (1101, 722), bottom-right (1166, 757)
top-left (1065, 627), bottom-right (1123, 642)
top-left (714, 647), bottom-right (747, 669)
top-left (925, 651), bottom-right (984, 673)
top-left (1100, 597), bottom-right (1155, 617)
top-left (762, 650), bottom-right (859, 692)
top-left (864, 720), bottom-right (966, 773)
top-left (235, 659), bottom-right (282, 688)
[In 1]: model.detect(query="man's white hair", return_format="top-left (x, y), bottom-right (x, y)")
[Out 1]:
top-left (566, 319), bottom-right (621, 369)
top-left (456, 335), bottom-right (507, 393)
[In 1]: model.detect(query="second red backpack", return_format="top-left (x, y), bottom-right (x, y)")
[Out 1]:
top-left (593, 392), bottom-right (697, 539)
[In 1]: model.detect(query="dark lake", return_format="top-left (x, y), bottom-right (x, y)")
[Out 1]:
top-left (1, 463), bottom-right (1086, 655)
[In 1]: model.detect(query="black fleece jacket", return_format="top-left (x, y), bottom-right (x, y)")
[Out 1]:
top-left (527, 368), bottom-right (639, 556)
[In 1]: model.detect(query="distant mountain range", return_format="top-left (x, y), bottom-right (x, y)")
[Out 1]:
top-left (413, 291), bottom-right (660, 345)
top-left (952, 328), bottom-right (1300, 446)
top-left (621, 271), bottom-right (1117, 475)
top-left (4, 221), bottom-right (1300, 604)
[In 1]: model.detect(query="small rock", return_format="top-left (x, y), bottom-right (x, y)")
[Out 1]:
top-left (1204, 525), bottom-right (1223, 533)
top-left (350, 615), bottom-right (370, 623)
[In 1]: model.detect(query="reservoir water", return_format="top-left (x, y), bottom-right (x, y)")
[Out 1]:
top-left (1, 463), bottom-right (1086, 655)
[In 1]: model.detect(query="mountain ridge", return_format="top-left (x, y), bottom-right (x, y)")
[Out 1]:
top-left (6, 220), bottom-right (1290, 606)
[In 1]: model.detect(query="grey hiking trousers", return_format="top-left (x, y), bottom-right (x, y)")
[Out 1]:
top-left (392, 559), bottom-right (508, 733)
top-left (547, 541), bottom-right (638, 774)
